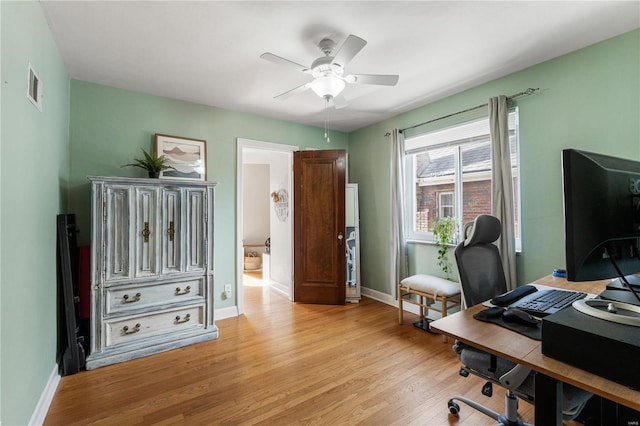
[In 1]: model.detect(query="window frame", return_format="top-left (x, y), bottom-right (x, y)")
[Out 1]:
top-left (404, 109), bottom-right (521, 251)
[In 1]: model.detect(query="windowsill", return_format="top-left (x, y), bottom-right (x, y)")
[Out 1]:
top-left (406, 238), bottom-right (522, 254)
top-left (406, 239), bottom-right (456, 247)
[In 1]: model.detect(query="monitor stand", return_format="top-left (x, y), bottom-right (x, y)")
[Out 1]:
top-left (606, 274), bottom-right (640, 291)
top-left (572, 299), bottom-right (640, 327)
top-left (602, 274), bottom-right (640, 307)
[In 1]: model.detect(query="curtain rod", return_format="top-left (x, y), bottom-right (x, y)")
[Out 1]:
top-left (384, 87), bottom-right (539, 137)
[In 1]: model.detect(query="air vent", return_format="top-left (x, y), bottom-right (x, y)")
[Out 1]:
top-left (27, 63), bottom-right (42, 111)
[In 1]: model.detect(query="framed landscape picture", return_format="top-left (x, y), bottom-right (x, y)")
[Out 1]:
top-left (155, 134), bottom-right (207, 181)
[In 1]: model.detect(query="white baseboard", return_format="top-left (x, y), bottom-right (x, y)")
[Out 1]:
top-left (361, 286), bottom-right (396, 306)
top-left (29, 363), bottom-right (60, 426)
top-left (361, 286), bottom-right (443, 320)
top-left (215, 305), bottom-right (240, 320)
top-left (268, 279), bottom-right (291, 299)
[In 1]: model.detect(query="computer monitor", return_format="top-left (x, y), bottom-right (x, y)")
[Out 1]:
top-left (562, 149), bottom-right (640, 287)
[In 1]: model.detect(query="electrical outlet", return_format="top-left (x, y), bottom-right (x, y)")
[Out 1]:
top-left (224, 284), bottom-right (232, 293)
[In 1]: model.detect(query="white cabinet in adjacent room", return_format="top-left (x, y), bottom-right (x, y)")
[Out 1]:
top-left (346, 183), bottom-right (361, 303)
top-left (86, 176), bottom-right (217, 369)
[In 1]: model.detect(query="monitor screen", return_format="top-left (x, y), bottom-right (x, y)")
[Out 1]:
top-left (562, 149), bottom-right (640, 283)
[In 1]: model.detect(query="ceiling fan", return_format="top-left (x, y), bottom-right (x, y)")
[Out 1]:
top-left (260, 34), bottom-right (399, 109)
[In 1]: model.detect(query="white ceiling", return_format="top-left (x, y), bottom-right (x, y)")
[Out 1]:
top-left (40, 1), bottom-right (640, 133)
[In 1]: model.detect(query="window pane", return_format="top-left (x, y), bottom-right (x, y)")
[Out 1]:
top-left (441, 205), bottom-right (454, 218)
top-left (460, 140), bottom-right (492, 225)
top-left (413, 146), bottom-right (456, 233)
top-left (440, 193), bottom-right (453, 206)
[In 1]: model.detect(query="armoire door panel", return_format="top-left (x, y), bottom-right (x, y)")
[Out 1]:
top-left (105, 186), bottom-right (132, 282)
top-left (185, 188), bottom-right (206, 272)
top-left (134, 187), bottom-right (159, 278)
top-left (162, 188), bottom-right (183, 274)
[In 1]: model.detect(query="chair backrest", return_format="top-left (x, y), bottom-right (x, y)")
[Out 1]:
top-left (454, 215), bottom-right (507, 307)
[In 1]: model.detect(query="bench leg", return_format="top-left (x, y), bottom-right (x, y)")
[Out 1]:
top-left (440, 296), bottom-right (449, 343)
top-left (398, 285), bottom-right (404, 325)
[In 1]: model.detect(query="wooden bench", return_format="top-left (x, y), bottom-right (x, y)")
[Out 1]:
top-left (398, 274), bottom-right (461, 341)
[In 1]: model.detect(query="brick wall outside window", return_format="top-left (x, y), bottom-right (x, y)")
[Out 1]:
top-left (415, 178), bottom-right (519, 236)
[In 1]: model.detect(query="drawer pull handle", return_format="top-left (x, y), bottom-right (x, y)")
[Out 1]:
top-left (175, 314), bottom-right (191, 324)
top-left (175, 286), bottom-right (191, 296)
top-left (168, 221), bottom-right (175, 242)
top-left (122, 323), bottom-right (141, 335)
top-left (142, 222), bottom-right (151, 243)
top-left (123, 293), bottom-right (142, 303)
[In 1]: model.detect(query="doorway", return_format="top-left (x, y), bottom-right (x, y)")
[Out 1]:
top-left (237, 138), bottom-right (297, 315)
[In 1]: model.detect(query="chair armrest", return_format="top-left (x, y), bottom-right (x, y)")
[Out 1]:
top-left (499, 364), bottom-right (532, 390)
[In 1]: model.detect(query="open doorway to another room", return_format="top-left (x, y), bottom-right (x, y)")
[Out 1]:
top-left (237, 139), bottom-right (296, 315)
top-left (242, 160), bottom-right (269, 280)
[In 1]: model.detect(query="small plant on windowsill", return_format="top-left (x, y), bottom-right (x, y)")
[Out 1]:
top-left (122, 148), bottom-right (175, 178)
top-left (433, 216), bottom-right (458, 279)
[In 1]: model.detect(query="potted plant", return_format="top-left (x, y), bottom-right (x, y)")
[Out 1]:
top-left (122, 148), bottom-right (175, 178)
top-left (432, 216), bottom-right (458, 279)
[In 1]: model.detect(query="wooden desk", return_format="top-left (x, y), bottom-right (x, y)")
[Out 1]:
top-left (430, 275), bottom-right (640, 425)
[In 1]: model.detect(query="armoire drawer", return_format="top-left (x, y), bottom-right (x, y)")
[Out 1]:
top-left (105, 278), bottom-right (205, 315)
top-left (104, 305), bottom-right (204, 348)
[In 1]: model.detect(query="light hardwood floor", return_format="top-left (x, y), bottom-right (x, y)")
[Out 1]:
top-left (45, 273), bottom-right (534, 425)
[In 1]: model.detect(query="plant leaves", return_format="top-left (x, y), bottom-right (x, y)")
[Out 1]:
top-left (121, 148), bottom-right (176, 172)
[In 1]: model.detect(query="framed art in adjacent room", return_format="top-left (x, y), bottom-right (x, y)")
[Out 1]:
top-left (155, 133), bottom-right (207, 181)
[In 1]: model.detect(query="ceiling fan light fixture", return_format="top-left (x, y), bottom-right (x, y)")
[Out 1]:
top-left (310, 76), bottom-right (345, 98)
top-left (262, 34), bottom-right (398, 107)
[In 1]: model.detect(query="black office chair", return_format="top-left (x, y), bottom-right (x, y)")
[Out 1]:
top-left (447, 214), bottom-right (592, 425)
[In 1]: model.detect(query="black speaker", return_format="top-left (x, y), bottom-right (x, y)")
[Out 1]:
top-left (542, 306), bottom-right (640, 390)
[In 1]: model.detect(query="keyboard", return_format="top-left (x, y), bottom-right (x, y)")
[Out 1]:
top-left (509, 289), bottom-right (587, 317)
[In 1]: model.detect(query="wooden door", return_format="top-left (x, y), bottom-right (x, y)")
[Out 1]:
top-left (293, 150), bottom-right (346, 304)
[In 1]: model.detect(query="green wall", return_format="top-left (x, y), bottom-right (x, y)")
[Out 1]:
top-left (349, 29), bottom-right (640, 296)
top-left (68, 81), bottom-right (348, 311)
top-left (1, 3), bottom-right (637, 423)
top-left (0, 1), bottom-right (70, 424)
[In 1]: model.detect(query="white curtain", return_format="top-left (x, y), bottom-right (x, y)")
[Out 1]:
top-left (390, 129), bottom-right (408, 297)
top-left (489, 96), bottom-right (517, 290)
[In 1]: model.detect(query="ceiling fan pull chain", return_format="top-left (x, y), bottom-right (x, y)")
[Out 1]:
top-left (324, 96), bottom-right (331, 143)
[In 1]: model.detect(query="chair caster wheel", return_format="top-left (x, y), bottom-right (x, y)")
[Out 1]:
top-left (448, 399), bottom-right (460, 416)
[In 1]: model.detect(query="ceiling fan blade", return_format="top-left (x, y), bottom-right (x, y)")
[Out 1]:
top-left (274, 82), bottom-right (312, 99)
top-left (331, 94), bottom-right (348, 109)
top-left (346, 74), bottom-right (399, 86)
top-left (331, 35), bottom-right (367, 68)
top-left (260, 52), bottom-right (309, 72)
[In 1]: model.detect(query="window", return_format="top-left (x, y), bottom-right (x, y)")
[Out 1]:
top-left (405, 109), bottom-right (521, 250)
top-left (438, 192), bottom-right (454, 218)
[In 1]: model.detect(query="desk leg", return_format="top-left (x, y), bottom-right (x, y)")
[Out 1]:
top-left (535, 373), bottom-right (562, 426)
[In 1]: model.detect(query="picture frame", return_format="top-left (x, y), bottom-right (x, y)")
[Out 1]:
top-left (155, 134), bottom-right (207, 181)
